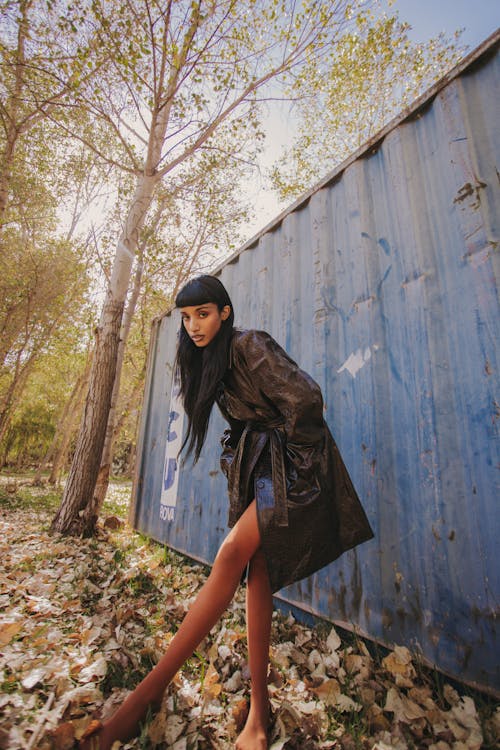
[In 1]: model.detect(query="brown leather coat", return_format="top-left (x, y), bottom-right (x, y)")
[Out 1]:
top-left (216, 329), bottom-right (374, 593)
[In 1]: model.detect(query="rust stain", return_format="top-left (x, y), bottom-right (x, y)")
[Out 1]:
top-left (428, 626), bottom-right (442, 647)
top-left (350, 551), bottom-right (363, 617)
top-left (394, 573), bottom-right (403, 593)
top-left (408, 591), bottom-right (423, 624)
top-left (353, 294), bottom-right (375, 312)
top-left (401, 270), bottom-right (428, 288)
top-left (393, 562), bottom-right (404, 593)
top-left (453, 179), bottom-right (487, 209)
top-left (382, 608), bottom-right (393, 630)
top-left (460, 644), bottom-right (473, 670)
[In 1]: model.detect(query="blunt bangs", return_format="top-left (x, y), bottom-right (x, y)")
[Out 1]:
top-left (175, 275), bottom-right (232, 312)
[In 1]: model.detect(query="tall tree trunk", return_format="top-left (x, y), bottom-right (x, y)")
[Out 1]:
top-left (0, 431), bottom-right (14, 470)
top-left (82, 258), bottom-right (144, 525)
top-left (78, 188), bottom-right (168, 524)
top-left (50, 296), bottom-right (123, 533)
top-left (50, 174), bottom-right (156, 535)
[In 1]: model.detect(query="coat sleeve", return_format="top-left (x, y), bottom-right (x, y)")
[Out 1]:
top-left (219, 417), bottom-right (244, 478)
top-left (233, 330), bottom-right (325, 447)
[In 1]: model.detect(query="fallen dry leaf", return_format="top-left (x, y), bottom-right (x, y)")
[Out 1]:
top-left (202, 662), bottom-right (222, 700)
top-left (159, 714), bottom-right (185, 745)
top-left (366, 703), bottom-right (391, 732)
top-left (384, 686), bottom-right (426, 722)
top-left (0, 620), bottom-right (24, 646)
top-left (381, 645), bottom-right (416, 688)
top-left (21, 667), bottom-right (46, 691)
top-left (0, 479), bottom-right (492, 750)
top-left (310, 678), bottom-right (341, 706)
top-left (103, 516), bottom-right (123, 530)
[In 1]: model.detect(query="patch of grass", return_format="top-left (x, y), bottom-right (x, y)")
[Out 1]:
top-left (181, 648), bottom-right (209, 685)
top-left (162, 544), bottom-right (174, 566)
top-left (0, 473), bottom-right (133, 521)
top-left (136, 706), bottom-right (155, 749)
top-left (113, 547), bottom-right (127, 565)
top-left (0, 482), bottom-right (61, 513)
top-left (79, 585), bottom-right (102, 613)
top-left (125, 531), bottom-right (153, 551)
top-left (128, 571), bottom-right (159, 597)
top-left (87, 536), bottom-right (100, 552)
top-left (329, 707), bottom-right (370, 749)
top-left (100, 659), bottom-right (128, 694)
top-left (100, 656), bottom-right (152, 696)
top-left (0, 671), bottom-right (20, 694)
top-left (16, 552), bottom-right (51, 573)
top-left (103, 482), bottom-right (133, 518)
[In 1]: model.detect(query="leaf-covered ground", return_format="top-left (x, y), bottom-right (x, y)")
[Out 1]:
top-left (0, 479), bottom-right (498, 750)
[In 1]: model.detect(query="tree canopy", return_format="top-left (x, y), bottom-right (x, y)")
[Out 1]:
top-left (270, 11), bottom-right (466, 202)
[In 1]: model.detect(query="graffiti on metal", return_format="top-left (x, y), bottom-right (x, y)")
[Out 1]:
top-left (159, 374), bottom-right (184, 522)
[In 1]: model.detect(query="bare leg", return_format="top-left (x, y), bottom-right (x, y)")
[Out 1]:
top-left (82, 501), bottom-right (262, 750)
top-left (236, 548), bottom-right (273, 750)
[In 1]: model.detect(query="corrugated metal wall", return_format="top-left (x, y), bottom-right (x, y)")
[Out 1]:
top-left (131, 36), bottom-right (500, 694)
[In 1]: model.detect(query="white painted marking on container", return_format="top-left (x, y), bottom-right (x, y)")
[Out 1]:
top-left (337, 345), bottom-right (378, 378)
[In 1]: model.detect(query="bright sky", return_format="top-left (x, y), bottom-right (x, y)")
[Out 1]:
top-left (246, 0), bottom-right (499, 240)
top-left (388, 0), bottom-right (499, 48)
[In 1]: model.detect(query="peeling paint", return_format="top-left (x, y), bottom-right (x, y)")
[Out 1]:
top-left (337, 345), bottom-right (378, 378)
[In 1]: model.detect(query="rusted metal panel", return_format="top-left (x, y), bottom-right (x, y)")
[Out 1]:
top-left (131, 35), bottom-right (500, 693)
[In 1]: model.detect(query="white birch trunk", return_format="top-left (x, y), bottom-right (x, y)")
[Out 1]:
top-left (51, 174), bottom-right (156, 534)
top-left (83, 257), bottom-right (144, 524)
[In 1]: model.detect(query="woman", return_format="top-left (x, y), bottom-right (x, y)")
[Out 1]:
top-left (80, 275), bottom-right (373, 750)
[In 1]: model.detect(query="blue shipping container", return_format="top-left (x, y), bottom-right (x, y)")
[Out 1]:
top-left (130, 33), bottom-right (500, 694)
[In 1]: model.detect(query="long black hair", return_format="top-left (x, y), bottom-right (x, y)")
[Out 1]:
top-left (175, 275), bottom-right (234, 462)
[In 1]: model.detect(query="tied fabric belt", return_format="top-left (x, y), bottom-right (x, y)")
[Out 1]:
top-left (228, 421), bottom-right (289, 528)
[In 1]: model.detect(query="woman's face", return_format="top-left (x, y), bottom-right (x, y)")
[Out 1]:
top-left (180, 303), bottom-right (230, 347)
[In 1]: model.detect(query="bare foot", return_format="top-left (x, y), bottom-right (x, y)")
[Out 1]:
top-left (235, 709), bottom-right (269, 750)
top-left (78, 721), bottom-right (112, 750)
